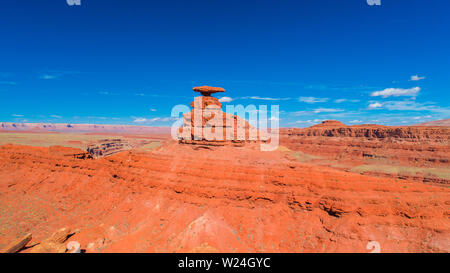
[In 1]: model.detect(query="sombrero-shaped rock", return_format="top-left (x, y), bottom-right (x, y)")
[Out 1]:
top-left (193, 86), bottom-right (225, 96)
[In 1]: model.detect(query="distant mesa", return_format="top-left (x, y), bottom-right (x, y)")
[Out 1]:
top-left (310, 120), bottom-right (347, 128)
top-left (415, 119), bottom-right (450, 127)
top-left (0, 122), bottom-right (171, 134)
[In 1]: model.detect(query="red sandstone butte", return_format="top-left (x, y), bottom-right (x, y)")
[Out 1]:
top-left (178, 86), bottom-right (267, 145)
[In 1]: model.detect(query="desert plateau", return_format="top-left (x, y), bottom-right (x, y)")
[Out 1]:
top-left (0, 115), bottom-right (449, 253)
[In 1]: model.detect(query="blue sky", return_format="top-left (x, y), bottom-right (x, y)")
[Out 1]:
top-left (0, 0), bottom-right (449, 127)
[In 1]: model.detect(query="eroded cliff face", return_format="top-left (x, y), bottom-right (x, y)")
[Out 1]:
top-left (280, 121), bottom-right (450, 185)
top-left (0, 143), bottom-right (448, 253)
top-left (283, 120), bottom-right (449, 140)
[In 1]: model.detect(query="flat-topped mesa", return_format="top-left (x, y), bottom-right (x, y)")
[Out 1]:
top-left (311, 120), bottom-right (347, 128)
top-left (178, 86), bottom-right (266, 146)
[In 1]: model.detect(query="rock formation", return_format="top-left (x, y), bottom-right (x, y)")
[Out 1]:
top-left (85, 138), bottom-right (156, 158)
top-left (86, 139), bottom-right (133, 158)
top-left (178, 86), bottom-right (265, 146)
top-left (0, 122), bottom-right (171, 134)
top-left (193, 86), bottom-right (225, 96)
top-left (415, 119), bottom-right (450, 127)
top-left (280, 120), bottom-right (450, 185)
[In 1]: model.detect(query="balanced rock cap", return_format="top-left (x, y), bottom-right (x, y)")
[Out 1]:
top-left (193, 86), bottom-right (225, 96)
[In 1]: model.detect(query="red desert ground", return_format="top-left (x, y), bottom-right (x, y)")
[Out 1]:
top-left (0, 115), bottom-right (449, 252)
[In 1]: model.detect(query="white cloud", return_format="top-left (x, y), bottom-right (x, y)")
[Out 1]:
top-left (410, 75), bottom-right (426, 81)
top-left (39, 74), bottom-right (58, 80)
top-left (243, 96), bottom-right (290, 101)
top-left (313, 108), bottom-right (344, 113)
top-left (133, 118), bottom-right (148, 123)
top-left (291, 108), bottom-right (345, 116)
top-left (38, 70), bottom-right (81, 80)
top-left (382, 101), bottom-right (450, 114)
top-left (294, 119), bottom-right (322, 125)
top-left (368, 102), bottom-right (383, 109)
top-left (349, 120), bottom-right (363, 124)
top-left (218, 96), bottom-right (233, 103)
top-left (291, 111), bottom-right (312, 116)
top-left (370, 87), bottom-right (420, 98)
top-left (98, 91), bottom-right (110, 95)
top-left (133, 117), bottom-right (176, 123)
top-left (50, 115), bottom-right (62, 119)
top-left (299, 97), bottom-right (329, 103)
top-left (334, 98), bottom-right (360, 103)
top-left (12, 114), bottom-right (23, 117)
top-left (150, 108), bottom-right (157, 112)
top-left (151, 117), bottom-right (176, 122)
top-left (87, 116), bottom-right (107, 120)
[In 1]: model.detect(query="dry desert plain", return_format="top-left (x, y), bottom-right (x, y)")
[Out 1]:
top-left (0, 120), bottom-right (449, 253)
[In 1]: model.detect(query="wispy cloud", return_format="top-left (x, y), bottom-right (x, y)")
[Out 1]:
top-left (241, 96), bottom-right (291, 101)
top-left (38, 70), bottom-right (81, 80)
top-left (370, 87), bottom-right (420, 98)
top-left (368, 102), bottom-right (383, 109)
top-left (39, 74), bottom-right (58, 80)
top-left (12, 114), bottom-right (24, 117)
top-left (290, 108), bottom-right (344, 115)
top-left (50, 115), bottom-right (62, 119)
top-left (218, 96), bottom-right (233, 103)
top-left (299, 97), bottom-right (329, 103)
top-left (133, 117), bottom-right (176, 123)
top-left (149, 108), bottom-right (157, 112)
top-left (87, 116), bottom-right (108, 120)
top-left (334, 98), bottom-right (360, 103)
top-left (133, 118), bottom-right (148, 123)
top-left (382, 101), bottom-right (450, 114)
top-left (409, 75), bottom-right (426, 81)
top-left (313, 108), bottom-right (344, 113)
top-left (295, 119), bottom-right (322, 124)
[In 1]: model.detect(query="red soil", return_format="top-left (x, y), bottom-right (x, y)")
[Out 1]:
top-left (0, 141), bottom-right (448, 253)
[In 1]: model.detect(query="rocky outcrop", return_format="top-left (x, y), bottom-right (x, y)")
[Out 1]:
top-left (280, 120), bottom-right (450, 185)
top-left (178, 86), bottom-right (266, 146)
top-left (283, 120), bottom-right (450, 140)
top-left (86, 139), bottom-right (133, 158)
